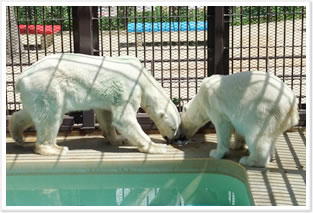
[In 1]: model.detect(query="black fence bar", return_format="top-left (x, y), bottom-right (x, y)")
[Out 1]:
top-left (299, 6), bottom-right (304, 109)
top-left (186, 6), bottom-right (189, 100)
top-left (265, 6), bottom-right (270, 72)
top-left (72, 6), bottom-right (99, 130)
top-left (257, 7), bottom-right (260, 70)
top-left (207, 6), bottom-right (229, 76)
top-left (240, 6), bottom-right (243, 72)
top-left (248, 6), bottom-right (251, 71)
top-left (283, 6), bottom-right (287, 81)
top-left (160, 6), bottom-right (164, 88)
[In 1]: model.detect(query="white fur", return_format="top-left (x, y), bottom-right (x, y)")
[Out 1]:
top-left (181, 71), bottom-right (299, 167)
top-left (9, 53), bottom-right (181, 155)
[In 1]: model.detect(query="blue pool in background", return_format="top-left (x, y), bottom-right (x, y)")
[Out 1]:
top-left (128, 21), bottom-right (208, 32)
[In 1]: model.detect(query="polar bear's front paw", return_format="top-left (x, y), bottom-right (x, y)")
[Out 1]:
top-left (239, 156), bottom-right (267, 167)
top-left (239, 156), bottom-right (251, 166)
top-left (109, 135), bottom-right (128, 146)
top-left (209, 149), bottom-right (224, 159)
top-left (35, 144), bottom-right (69, 156)
top-left (138, 142), bottom-right (167, 154)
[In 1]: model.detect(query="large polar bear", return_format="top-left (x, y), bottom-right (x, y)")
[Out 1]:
top-left (9, 53), bottom-right (181, 155)
top-left (180, 71), bottom-right (299, 167)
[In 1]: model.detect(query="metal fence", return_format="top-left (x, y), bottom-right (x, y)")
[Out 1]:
top-left (6, 6), bottom-right (306, 130)
top-left (6, 6), bottom-right (74, 115)
top-left (228, 6), bottom-right (306, 110)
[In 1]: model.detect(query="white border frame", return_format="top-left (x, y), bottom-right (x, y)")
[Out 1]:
top-left (1, 0), bottom-right (312, 212)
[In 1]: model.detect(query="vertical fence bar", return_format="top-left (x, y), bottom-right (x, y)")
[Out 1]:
top-left (207, 6), bottom-right (229, 76)
top-left (134, 7), bottom-right (138, 57)
top-left (224, 7), bottom-right (229, 74)
top-left (266, 6), bottom-right (270, 72)
top-left (125, 7), bottom-right (129, 55)
top-left (299, 6), bottom-right (304, 108)
top-left (195, 7), bottom-right (198, 94)
top-left (177, 6), bottom-right (181, 107)
top-left (169, 6), bottom-right (173, 98)
top-left (283, 6), bottom-right (286, 82)
top-left (186, 6), bottom-right (189, 101)
top-left (51, 6), bottom-right (56, 54)
top-left (24, 7), bottom-right (31, 65)
top-left (240, 6), bottom-right (243, 72)
top-left (99, 7), bottom-right (104, 56)
top-left (143, 7), bottom-right (146, 66)
top-left (257, 7), bottom-right (260, 70)
top-left (151, 6), bottom-right (155, 76)
top-left (15, 7), bottom-right (23, 73)
top-left (117, 6), bottom-right (121, 56)
top-left (72, 6), bottom-right (99, 130)
top-left (109, 6), bottom-right (113, 57)
top-left (59, 6), bottom-right (64, 53)
top-left (34, 7), bottom-right (39, 59)
top-left (68, 7), bottom-right (73, 53)
top-left (232, 6), bottom-right (235, 74)
top-left (203, 6), bottom-right (207, 78)
top-left (274, 6), bottom-right (277, 76)
top-left (291, 7), bottom-right (295, 90)
top-left (248, 6), bottom-right (251, 71)
top-left (160, 6), bottom-right (164, 87)
top-left (42, 6), bottom-right (47, 55)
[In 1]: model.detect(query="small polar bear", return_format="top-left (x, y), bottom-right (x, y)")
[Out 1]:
top-left (180, 71), bottom-right (299, 167)
top-left (9, 53), bottom-right (181, 155)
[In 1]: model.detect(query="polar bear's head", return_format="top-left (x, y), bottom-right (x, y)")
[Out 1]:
top-left (180, 96), bottom-right (208, 139)
top-left (153, 102), bottom-right (181, 142)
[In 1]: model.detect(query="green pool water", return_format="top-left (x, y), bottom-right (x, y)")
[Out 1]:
top-left (6, 159), bottom-right (254, 206)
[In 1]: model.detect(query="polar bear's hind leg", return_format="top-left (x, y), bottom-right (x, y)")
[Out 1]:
top-left (32, 108), bottom-right (68, 156)
top-left (239, 134), bottom-right (277, 167)
top-left (9, 109), bottom-right (33, 145)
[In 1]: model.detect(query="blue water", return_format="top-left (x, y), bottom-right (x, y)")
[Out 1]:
top-left (7, 172), bottom-right (253, 206)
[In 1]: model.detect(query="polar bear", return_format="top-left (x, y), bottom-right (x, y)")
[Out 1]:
top-left (9, 53), bottom-right (181, 155)
top-left (180, 71), bottom-right (299, 167)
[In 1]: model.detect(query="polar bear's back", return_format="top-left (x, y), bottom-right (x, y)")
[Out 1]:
top-left (202, 71), bottom-right (296, 106)
top-left (200, 71), bottom-right (298, 134)
top-left (16, 53), bottom-right (144, 92)
top-left (15, 53), bottom-right (150, 112)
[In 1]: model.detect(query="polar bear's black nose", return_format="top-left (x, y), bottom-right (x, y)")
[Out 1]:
top-left (180, 135), bottom-right (187, 141)
top-left (163, 136), bottom-right (170, 143)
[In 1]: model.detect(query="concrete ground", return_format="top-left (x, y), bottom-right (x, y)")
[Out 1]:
top-left (6, 128), bottom-right (306, 206)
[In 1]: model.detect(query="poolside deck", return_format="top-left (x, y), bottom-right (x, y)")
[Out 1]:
top-left (6, 128), bottom-right (306, 206)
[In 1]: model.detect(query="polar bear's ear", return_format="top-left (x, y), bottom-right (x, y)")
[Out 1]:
top-left (157, 110), bottom-right (166, 119)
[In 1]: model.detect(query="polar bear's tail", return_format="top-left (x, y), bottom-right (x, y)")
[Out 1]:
top-left (9, 109), bottom-right (33, 146)
top-left (281, 98), bottom-right (299, 132)
top-left (289, 103), bottom-right (300, 128)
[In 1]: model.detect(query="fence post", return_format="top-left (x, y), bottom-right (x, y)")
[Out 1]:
top-left (207, 6), bottom-right (229, 77)
top-left (72, 6), bottom-right (99, 130)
